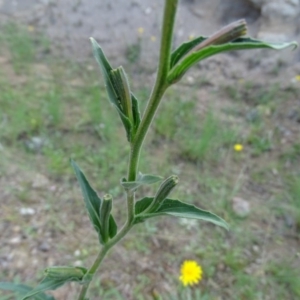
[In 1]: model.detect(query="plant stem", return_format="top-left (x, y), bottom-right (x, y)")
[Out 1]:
top-left (127, 0), bottom-right (178, 182)
top-left (77, 0), bottom-right (178, 298)
top-left (77, 220), bottom-right (134, 300)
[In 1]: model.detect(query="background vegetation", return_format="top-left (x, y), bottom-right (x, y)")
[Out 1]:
top-left (0, 24), bottom-right (299, 299)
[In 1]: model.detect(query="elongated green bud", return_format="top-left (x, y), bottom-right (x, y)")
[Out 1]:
top-left (145, 175), bottom-right (178, 213)
top-left (109, 66), bottom-right (133, 122)
top-left (189, 19), bottom-right (247, 54)
top-left (100, 194), bottom-right (113, 243)
top-left (45, 266), bottom-right (85, 280)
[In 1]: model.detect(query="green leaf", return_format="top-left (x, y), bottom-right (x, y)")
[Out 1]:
top-left (0, 282), bottom-right (55, 300)
top-left (21, 267), bottom-right (87, 300)
top-left (135, 197), bottom-right (153, 215)
top-left (108, 214), bottom-right (118, 238)
top-left (131, 93), bottom-right (141, 131)
top-left (134, 197), bottom-right (228, 229)
top-left (170, 36), bottom-right (206, 68)
top-left (121, 172), bottom-right (163, 191)
top-left (168, 38), bottom-right (297, 83)
top-left (115, 106), bottom-right (132, 141)
top-left (90, 37), bottom-right (119, 109)
top-left (71, 159), bottom-right (104, 244)
top-left (21, 277), bottom-right (66, 300)
top-left (90, 38), bottom-right (132, 140)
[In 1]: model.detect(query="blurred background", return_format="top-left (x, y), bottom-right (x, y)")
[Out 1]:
top-left (0, 0), bottom-right (300, 299)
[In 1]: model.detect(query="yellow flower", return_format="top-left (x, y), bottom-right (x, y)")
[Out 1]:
top-left (234, 144), bottom-right (243, 152)
top-left (179, 260), bottom-right (203, 287)
top-left (137, 27), bottom-right (144, 35)
top-left (27, 25), bottom-right (35, 32)
top-left (151, 35), bottom-right (156, 42)
top-left (295, 75), bottom-right (300, 81)
top-left (188, 34), bottom-right (195, 40)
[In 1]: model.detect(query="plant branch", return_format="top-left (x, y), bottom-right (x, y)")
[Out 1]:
top-left (77, 219), bottom-right (135, 300)
top-left (78, 1), bottom-right (179, 298)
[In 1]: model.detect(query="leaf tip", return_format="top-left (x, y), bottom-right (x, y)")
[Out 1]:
top-left (291, 41), bottom-right (298, 50)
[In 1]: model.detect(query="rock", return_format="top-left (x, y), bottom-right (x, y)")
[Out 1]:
top-left (24, 136), bottom-right (48, 152)
top-left (38, 241), bottom-right (50, 252)
top-left (19, 207), bottom-right (35, 216)
top-left (9, 236), bottom-right (22, 245)
top-left (284, 214), bottom-right (294, 227)
top-left (247, 0), bottom-right (266, 9)
top-left (232, 197), bottom-right (251, 217)
top-left (74, 260), bottom-right (83, 266)
top-left (256, 0), bottom-right (299, 46)
top-left (262, 2), bottom-right (299, 19)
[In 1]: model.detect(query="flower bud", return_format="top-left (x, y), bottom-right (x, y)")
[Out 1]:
top-left (110, 67), bottom-right (133, 123)
top-left (45, 266), bottom-right (85, 280)
top-left (145, 175), bottom-right (178, 213)
top-left (100, 194), bottom-right (113, 243)
top-left (190, 19), bottom-right (247, 53)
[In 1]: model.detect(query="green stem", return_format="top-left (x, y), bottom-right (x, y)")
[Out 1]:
top-left (128, 0), bottom-right (178, 182)
top-left (77, 1), bottom-right (178, 299)
top-left (77, 220), bottom-right (134, 300)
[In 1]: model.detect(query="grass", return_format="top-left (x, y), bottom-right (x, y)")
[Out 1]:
top-left (0, 24), bottom-right (300, 300)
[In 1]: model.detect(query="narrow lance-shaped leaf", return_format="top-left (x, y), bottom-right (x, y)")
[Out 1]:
top-left (168, 37), bottom-right (297, 83)
top-left (70, 159), bottom-right (104, 244)
top-left (135, 197), bottom-right (229, 230)
top-left (0, 282), bottom-right (55, 300)
top-left (108, 214), bottom-right (118, 239)
top-left (90, 37), bottom-right (120, 109)
top-left (90, 38), bottom-right (132, 140)
top-left (170, 36), bottom-right (206, 68)
top-left (171, 19), bottom-right (247, 69)
top-left (21, 267), bottom-right (87, 300)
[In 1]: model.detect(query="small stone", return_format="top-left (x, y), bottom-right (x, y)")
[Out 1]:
top-left (252, 245), bottom-right (260, 253)
top-left (284, 214), bottom-right (294, 228)
top-left (145, 7), bottom-right (152, 15)
top-left (74, 260), bottom-right (83, 267)
top-left (19, 207), bottom-right (35, 216)
top-left (38, 241), bottom-right (50, 252)
top-left (232, 197), bottom-right (251, 217)
top-left (25, 136), bottom-right (48, 152)
top-left (186, 76), bottom-right (195, 85)
top-left (217, 263), bottom-right (226, 271)
top-left (9, 236), bottom-right (22, 245)
top-left (12, 225), bottom-right (21, 233)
